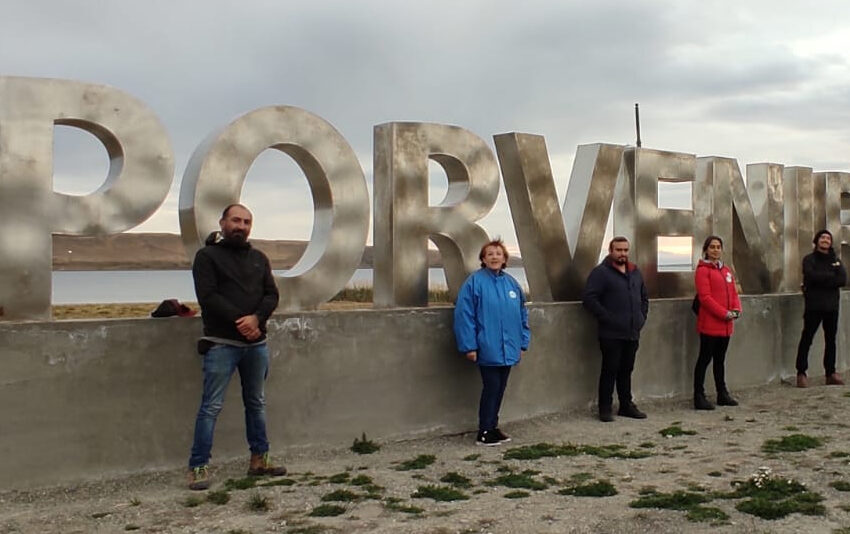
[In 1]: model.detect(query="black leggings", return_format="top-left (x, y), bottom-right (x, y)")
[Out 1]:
top-left (694, 334), bottom-right (730, 395)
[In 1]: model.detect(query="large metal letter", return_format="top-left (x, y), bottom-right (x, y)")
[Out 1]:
top-left (819, 171), bottom-right (850, 280)
top-left (615, 148), bottom-right (695, 297)
top-left (0, 77), bottom-right (173, 320)
top-left (373, 123), bottom-right (499, 307)
top-left (746, 163), bottom-right (786, 291)
top-left (783, 166), bottom-right (814, 291)
top-left (179, 106), bottom-right (370, 310)
top-left (697, 158), bottom-right (772, 293)
top-left (494, 133), bottom-right (623, 300)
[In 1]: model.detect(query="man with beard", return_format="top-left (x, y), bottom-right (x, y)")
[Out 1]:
top-left (795, 229), bottom-right (847, 388)
top-left (582, 236), bottom-right (649, 422)
top-left (187, 203), bottom-right (285, 490)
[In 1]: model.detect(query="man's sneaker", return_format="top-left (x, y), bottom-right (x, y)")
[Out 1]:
top-left (617, 402), bottom-right (647, 419)
top-left (826, 373), bottom-right (845, 386)
top-left (188, 465), bottom-right (210, 491)
top-left (476, 430), bottom-right (501, 446)
top-left (598, 406), bottom-right (614, 422)
top-left (716, 391), bottom-right (739, 406)
top-left (493, 428), bottom-right (511, 443)
top-left (247, 452), bottom-right (287, 476)
top-left (796, 373), bottom-right (808, 388)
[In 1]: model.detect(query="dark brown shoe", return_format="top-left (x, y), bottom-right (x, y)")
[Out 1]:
top-left (826, 373), bottom-right (845, 386)
top-left (247, 453), bottom-right (287, 476)
top-left (694, 393), bottom-right (715, 411)
top-left (617, 402), bottom-right (647, 419)
top-left (716, 391), bottom-right (738, 406)
top-left (796, 373), bottom-right (808, 388)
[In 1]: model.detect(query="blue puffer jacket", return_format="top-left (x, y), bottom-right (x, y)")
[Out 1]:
top-left (453, 268), bottom-right (531, 366)
top-left (582, 258), bottom-right (648, 340)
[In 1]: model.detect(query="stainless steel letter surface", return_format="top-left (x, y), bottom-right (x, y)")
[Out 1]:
top-left (373, 123), bottom-right (499, 307)
top-left (495, 134), bottom-right (623, 300)
top-left (615, 148), bottom-right (696, 297)
top-left (179, 106), bottom-right (370, 311)
top-left (0, 77), bottom-right (174, 320)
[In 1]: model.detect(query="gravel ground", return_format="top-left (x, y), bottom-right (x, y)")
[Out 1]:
top-left (3, 381), bottom-right (850, 534)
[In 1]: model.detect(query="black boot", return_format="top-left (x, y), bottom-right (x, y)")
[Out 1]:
top-left (598, 406), bottom-right (614, 422)
top-left (694, 392), bottom-right (715, 411)
top-left (716, 390), bottom-right (738, 406)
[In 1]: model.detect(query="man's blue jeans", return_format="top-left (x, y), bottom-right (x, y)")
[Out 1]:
top-left (189, 343), bottom-right (270, 468)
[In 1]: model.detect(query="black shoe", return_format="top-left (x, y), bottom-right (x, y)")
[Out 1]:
top-left (617, 402), bottom-right (647, 419)
top-left (476, 430), bottom-right (501, 446)
top-left (694, 393), bottom-right (715, 411)
top-left (493, 428), bottom-right (511, 442)
top-left (716, 391), bottom-right (739, 406)
top-left (599, 406), bottom-right (614, 422)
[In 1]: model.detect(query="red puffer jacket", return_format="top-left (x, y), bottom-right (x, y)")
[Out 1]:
top-left (695, 259), bottom-right (741, 337)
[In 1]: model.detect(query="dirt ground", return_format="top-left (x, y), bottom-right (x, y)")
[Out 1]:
top-left (4, 381), bottom-right (850, 534)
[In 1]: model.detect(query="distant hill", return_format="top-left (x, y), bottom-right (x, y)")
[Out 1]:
top-left (52, 233), bottom-right (521, 270)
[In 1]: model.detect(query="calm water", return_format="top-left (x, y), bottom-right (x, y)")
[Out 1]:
top-left (51, 268), bottom-right (529, 304)
top-left (52, 264), bottom-right (692, 304)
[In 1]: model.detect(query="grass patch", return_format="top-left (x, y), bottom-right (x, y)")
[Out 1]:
top-left (783, 425), bottom-right (799, 431)
top-left (659, 425), bottom-right (697, 437)
top-left (708, 471), bottom-right (722, 477)
top-left (124, 525), bottom-right (140, 531)
top-left (412, 485), bottom-right (470, 501)
top-left (504, 490), bottom-right (530, 499)
top-left (686, 506), bottom-right (729, 523)
top-left (309, 504), bottom-right (346, 517)
top-left (349, 474), bottom-right (373, 486)
top-left (503, 442), bottom-right (650, 461)
top-left (327, 472), bottom-right (350, 483)
top-left (490, 471), bottom-right (548, 491)
top-left (761, 434), bottom-right (824, 453)
top-left (830, 480), bottom-right (850, 491)
top-left (129, 498), bottom-right (141, 506)
top-left (206, 490), bottom-right (230, 505)
top-left (462, 453), bottom-right (480, 461)
top-left (351, 433), bottom-right (380, 454)
top-left (726, 470), bottom-right (825, 520)
top-left (829, 451), bottom-right (850, 458)
top-left (396, 454), bottom-right (436, 471)
top-left (182, 496), bottom-right (204, 508)
top-left (321, 489), bottom-right (359, 502)
top-left (559, 480), bottom-right (618, 497)
top-left (440, 472), bottom-right (473, 488)
top-left (246, 492), bottom-right (270, 512)
top-left (630, 490), bottom-right (709, 510)
top-left (258, 477), bottom-right (296, 487)
top-left (91, 512), bottom-right (110, 519)
top-left (638, 441), bottom-right (655, 449)
top-left (224, 477), bottom-right (257, 490)
top-left (384, 497), bottom-right (425, 514)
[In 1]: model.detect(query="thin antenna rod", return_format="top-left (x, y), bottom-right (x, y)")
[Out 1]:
top-left (634, 103), bottom-right (642, 148)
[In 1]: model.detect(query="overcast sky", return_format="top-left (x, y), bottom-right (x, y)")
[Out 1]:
top-left (3, 0), bottom-right (850, 262)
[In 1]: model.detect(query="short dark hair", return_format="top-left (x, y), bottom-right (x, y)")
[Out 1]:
top-left (221, 203), bottom-right (250, 220)
top-left (479, 239), bottom-right (509, 269)
top-left (701, 235), bottom-right (723, 258)
top-left (608, 236), bottom-right (629, 252)
top-left (813, 229), bottom-right (833, 246)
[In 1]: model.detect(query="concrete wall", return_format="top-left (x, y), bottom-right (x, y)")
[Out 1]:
top-left (1, 293), bottom-right (847, 489)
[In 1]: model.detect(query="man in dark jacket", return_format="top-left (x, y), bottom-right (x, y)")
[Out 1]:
top-left (582, 236), bottom-right (649, 422)
top-left (187, 203), bottom-right (285, 490)
top-left (795, 229), bottom-right (847, 388)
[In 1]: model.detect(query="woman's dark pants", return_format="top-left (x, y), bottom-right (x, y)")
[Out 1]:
top-left (694, 334), bottom-right (730, 395)
top-left (479, 365), bottom-right (511, 431)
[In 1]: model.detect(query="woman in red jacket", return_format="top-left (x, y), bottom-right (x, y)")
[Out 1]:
top-left (694, 235), bottom-right (742, 410)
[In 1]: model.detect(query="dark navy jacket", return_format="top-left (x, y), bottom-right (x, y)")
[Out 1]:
top-left (582, 258), bottom-right (649, 340)
top-left (802, 248), bottom-right (847, 312)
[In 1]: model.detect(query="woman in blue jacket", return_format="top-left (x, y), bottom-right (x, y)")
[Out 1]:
top-left (454, 240), bottom-right (531, 446)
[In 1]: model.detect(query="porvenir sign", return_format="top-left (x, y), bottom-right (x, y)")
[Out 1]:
top-left (1, 77), bottom-right (848, 320)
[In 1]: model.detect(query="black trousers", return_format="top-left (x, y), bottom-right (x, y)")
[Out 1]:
top-left (796, 309), bottom-right (839, 376)
top-left (479, 365), bottom-right (511, 431)
top-left (598, 338), bottom-right (639, 409)
top-left (694, 334), bottom-right (730, 395)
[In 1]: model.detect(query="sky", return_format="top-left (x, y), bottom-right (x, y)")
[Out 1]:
top-left (4, 0), bottom-right (850, 264)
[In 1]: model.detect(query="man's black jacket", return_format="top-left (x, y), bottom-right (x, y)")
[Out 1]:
top-left (802, 248), bottom-right (847, 312)
top-left (193, 232), bottom-right (279, 343)
top-left (582, 258), bottom-right (649, 340)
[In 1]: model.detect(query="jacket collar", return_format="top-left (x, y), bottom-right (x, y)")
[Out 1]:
top-left (604, 256), bottom-right (637, 272)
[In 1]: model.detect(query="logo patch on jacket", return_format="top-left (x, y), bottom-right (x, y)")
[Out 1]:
top-left (726, 273), bottom-right (732, 283)
top-left (508, 290), bottom-right (517, 299)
